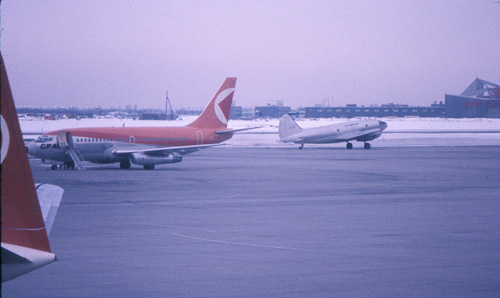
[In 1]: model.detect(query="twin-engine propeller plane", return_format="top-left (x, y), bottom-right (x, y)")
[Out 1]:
top-left (279, 114), bottom-right (387, 150)
top-left (2, 53), bottom-right (64, 282)
top-left (28, 77), bottom-right (246, 170)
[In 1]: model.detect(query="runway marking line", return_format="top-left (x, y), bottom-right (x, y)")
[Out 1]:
top-left (139, 223), bottom-right (215, 233)
top-left (171, 232), bottom-right (306, 251)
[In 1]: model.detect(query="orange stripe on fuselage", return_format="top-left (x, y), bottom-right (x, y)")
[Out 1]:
top-left (44, 126), bottom-right (233, 146)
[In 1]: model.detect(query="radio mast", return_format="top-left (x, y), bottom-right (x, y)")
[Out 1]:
top-left (165, 91), bottom-right (177, 120)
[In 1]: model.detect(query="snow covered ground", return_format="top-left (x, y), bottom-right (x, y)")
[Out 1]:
top-left (20, 116), bottom-right (500, 148)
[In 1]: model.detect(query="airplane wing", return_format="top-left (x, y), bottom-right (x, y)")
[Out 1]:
top-left (340, 128), bottom-right (383, 142)
top-left (281, 135), bottom-right (305, 143)
top-left (215, 126), bottom-right (264, 134)
top-left (112, 143), bottom-right (224, 156)
top-left (35, 184), bottom-right (64, 236)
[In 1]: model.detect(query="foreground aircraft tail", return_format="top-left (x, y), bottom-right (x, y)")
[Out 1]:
top-left (279, 114), bottom-right (302, 140)
top-left (1, 53), bottom-right (61, 282)
top-left (187, 77), bottom-right (237, 129)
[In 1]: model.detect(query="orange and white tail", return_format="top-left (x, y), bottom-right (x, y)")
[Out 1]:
top-left (1, 53), bottom-right (57, 282)
top-left (187, 77), bottom-right (237, 129)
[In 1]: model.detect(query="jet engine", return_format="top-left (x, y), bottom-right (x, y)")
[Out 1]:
top-left (130, 152), bottom-right (182, 165)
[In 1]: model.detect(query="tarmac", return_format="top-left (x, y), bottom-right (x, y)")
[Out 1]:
top-left (3, 146), bottom-right (500, 297)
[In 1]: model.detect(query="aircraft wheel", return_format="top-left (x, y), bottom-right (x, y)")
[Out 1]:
top-left (120, 160), bottom-right (131, 169)
top-left (364, 143), bottom-right (371, 150)
top-left (143, 164), bottom-right (155, 170)
top-left (51, 165), bottom-right (58, 170)
top-left (299, 144), bottom-right (304, 150)
top-left (346, 142), bottom-right (353, 149)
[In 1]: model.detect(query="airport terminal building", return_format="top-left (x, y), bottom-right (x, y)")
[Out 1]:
top-left (445, 78), bottom-right (500, 118)
top-left (305, 103), bottom-right (445, 118)
top-left (255, 101), bottom-right (291, 118)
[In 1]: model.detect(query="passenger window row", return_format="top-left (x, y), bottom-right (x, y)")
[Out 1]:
top-left (75, 137), bottom-right (189, 143)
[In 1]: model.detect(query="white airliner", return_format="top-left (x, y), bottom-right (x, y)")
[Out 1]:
top-left (2, 53), bottom-right (63, 282)
top-left (27, 77), bottom-right (253, 170)
top-left (279, 114), bottom-right (387, 149)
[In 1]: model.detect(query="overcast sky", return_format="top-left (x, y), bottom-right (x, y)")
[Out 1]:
top-left (1, 1), bottom-right (499, 109)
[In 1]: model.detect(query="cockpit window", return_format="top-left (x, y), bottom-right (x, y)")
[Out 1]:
top-left (35, 136), bottom-right (53, 143)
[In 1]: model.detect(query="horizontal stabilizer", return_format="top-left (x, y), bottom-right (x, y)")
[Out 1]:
top-left (216, 126), bottom-right (264, 134)
top-left (36, 184), bottom-right (64, 236)
top-left (1, 243), bottom-right (57, 282)
top-left (1, 247), bottom-right (31, 264)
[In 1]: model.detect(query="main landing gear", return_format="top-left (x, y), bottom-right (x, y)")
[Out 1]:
top-left (345, 142), bottom-right (371, 150)
top-left (299, 144), bottom-right (304, 150)
top-left (119, 160), bottom-right (155, 170)
top-left (120, 160), bottom-right (131, 169)
top-left (50, 161), bottom-right (75, 170)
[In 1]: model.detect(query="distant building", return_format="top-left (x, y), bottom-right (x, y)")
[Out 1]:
top-left (230, 106), bottom-right (243, 119)
top-left (139, 113), bottom-right (173, 120)
top-left (445, 78), bottom-right (500, 118)
top-left (305, 103), bottom-right (445, 118)
top-left (255, 104), bottom-right (291, 118)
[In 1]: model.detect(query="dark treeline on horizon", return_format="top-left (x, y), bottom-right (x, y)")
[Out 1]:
top-left (16, 106), bottom-right (203, 117)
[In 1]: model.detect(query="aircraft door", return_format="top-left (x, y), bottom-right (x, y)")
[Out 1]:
top-left (128, 136), bottom-right (135, 145)
top-left (196, 131), bottom-right (203, 145)
top-left (57, 131), bottom-right (74, 148)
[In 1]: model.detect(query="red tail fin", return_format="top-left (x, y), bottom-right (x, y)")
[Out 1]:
top-left (187, 77), bottom-right (237, 128)
top-left (1, 54), bottom-right (52, 253)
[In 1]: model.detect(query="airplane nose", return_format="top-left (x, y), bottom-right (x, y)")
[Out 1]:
top-left (379, 121), bottom-right (388, 130)
top-left (27, 142), bottom-right (37, 156)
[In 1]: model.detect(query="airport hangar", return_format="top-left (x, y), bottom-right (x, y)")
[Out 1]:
top-left (445, 78), bottom-right (500, 118)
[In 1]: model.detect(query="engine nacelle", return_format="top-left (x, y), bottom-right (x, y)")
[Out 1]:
top-left (130, 152), bottom-right (182, 166)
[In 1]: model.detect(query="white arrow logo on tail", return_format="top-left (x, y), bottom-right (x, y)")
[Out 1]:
top-left (1, 115), bottom-right (10, 164)
top-left (214, 88), bottom-right (234, 125)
